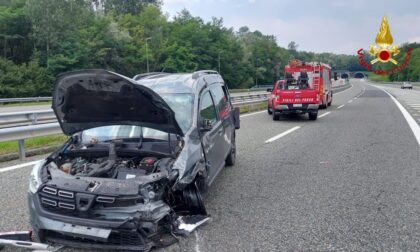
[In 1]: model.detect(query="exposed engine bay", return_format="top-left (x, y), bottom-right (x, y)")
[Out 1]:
top-left (28, 138), bottom-right (209, 251)
top-left (58, 145), bottom-right (162, 180)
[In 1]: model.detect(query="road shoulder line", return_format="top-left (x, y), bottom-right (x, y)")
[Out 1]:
top-left (0, 159), bottom-right (41, 173)
top-left (372, 85), bottom-right (420, 147)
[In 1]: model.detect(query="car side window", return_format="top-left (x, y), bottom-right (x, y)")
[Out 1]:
top-left (200, 91), bottom-right (218, 124)
top-left (210, 85), bottom-right (228, 113)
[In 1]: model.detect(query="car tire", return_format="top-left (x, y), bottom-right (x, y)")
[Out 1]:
top-left (273, 112), bottom-right (280, 121)
top-left (225, 133), bottom-right (236, 166)
top-left (267, 107), bottom-right (273, 115)
top-left (309, 112), bottom-right (318, 120)
top-left (182, 182), bottom-right (207, 215)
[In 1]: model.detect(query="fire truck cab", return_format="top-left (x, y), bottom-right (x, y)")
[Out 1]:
top-left (267, 60), bottom-right (333, 121)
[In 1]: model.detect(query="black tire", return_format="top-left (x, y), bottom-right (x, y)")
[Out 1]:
top-left (267, 107), bottom-right (273, 115)
top-left (273, 112), bottom-right (280, 121)
top-left (225, 133), bottom-right (236, 166)
top-left (182, 182), bottom-right (207, 215)
top-left (309, 112), bottom-right (318, 120)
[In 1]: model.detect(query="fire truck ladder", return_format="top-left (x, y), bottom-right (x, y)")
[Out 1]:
top-left (313, 63), bottom-right (321, 89)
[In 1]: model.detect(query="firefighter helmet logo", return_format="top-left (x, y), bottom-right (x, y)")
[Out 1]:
top-left (368, 16), bottom-right (400, 65)
top-left (357, 16), bottom-right (412, 76)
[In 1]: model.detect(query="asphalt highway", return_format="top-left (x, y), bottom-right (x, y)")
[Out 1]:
top-left (1, 79), bottom-right (420, 251)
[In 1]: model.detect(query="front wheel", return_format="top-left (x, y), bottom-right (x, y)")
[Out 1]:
top-left (309, 112), bottom-right (318, 120)
top-left (225, 133), bottom-right (236, 166)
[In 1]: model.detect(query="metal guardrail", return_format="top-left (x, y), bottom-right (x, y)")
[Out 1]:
top-left (0, 110), bottom-right (56, 127)
top-left (0, 86), bottom-right (348, 161)
top-left (0, 94), bottom-right (270, 160)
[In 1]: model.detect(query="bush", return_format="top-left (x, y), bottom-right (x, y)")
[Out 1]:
top-left (0, 58), bottom-right (53, 98)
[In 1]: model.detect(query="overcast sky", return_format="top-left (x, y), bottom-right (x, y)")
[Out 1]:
top-left (162, 0), bottom-right (420, 55)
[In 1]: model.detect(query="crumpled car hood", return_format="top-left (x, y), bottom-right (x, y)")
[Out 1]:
top-left (53, 69), bottom-right (184, 136)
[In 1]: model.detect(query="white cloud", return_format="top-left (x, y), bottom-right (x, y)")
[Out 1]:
top-left (161, 0), bottom-right (420, 54)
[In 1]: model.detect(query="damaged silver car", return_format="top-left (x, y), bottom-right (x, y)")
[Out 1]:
top-left (27, 69), bottom-right (240, 251)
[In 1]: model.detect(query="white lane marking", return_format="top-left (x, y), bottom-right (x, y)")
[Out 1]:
top-left (338, 105), bottom-right (345, 109)
top-left (372, 85), bottom-right (420, 146)
top-left (0, 160), bottom-right (41, 173)
top-left (240, 110), bottom-right (266, 118)
top-left (348, 100), bottom-right (353, 103)
top-left (265, 126), bottom-right (301, 144)
top-left (354, 97), bottom-right (358, 100)
top-left (194, 231), bottom-right (201, 252)
top-left (318, 112), bottom-right (331, 118)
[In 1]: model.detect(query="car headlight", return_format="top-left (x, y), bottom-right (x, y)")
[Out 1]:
top-left (29, 160), bottom-right (45, 193)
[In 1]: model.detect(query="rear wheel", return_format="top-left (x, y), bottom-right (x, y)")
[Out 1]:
top-left (225, 133), bottom-right (236, 166)
top-left (309, 111), bottom-right (318, 120)
top-left (273, 112), bottom-right (280, 121)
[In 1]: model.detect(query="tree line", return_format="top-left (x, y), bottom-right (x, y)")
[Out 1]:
top-left (1, 0), bottom-right (368, 98)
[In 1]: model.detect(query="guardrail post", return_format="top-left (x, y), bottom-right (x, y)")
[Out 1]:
top-left (32, 113), bottom-right (38, 124)
top-left (18, 139), bottom-right (25, 160)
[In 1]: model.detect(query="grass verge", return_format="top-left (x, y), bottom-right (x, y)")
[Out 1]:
top-left (238, 101), bottom-right (266, 114)
top-left (0, 101), bottom-right (52, 107)
top-left (0, 134), bottom-right (68, 156)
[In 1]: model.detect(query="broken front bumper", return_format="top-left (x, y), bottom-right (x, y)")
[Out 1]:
top-left (28, 192), bottom-right (171, 251)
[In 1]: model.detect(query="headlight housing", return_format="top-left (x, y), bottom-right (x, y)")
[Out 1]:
top-left (29, 160), bottom-right (45, 193)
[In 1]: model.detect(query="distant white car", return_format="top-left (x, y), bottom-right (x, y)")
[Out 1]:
top-left (401, 82), bottom-right (413, 89)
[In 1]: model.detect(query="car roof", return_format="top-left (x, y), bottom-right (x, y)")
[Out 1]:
top-left (135, 71), bottom-right (224, 94)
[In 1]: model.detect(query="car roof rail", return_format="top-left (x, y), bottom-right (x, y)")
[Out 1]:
top-left (192, 70), bottom-right (219, 79)
top-left (133, 72), bottom-right (169, 81)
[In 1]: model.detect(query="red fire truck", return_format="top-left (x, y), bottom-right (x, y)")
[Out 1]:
top-left (267, 60), bottom-right (333, 120)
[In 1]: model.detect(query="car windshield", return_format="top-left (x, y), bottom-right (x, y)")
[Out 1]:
top-left (80, 93), bottom-right (193, 143)
top-left (81, 125), bottom-right (170, 143)
top-left (160, 93), bottom-right (194, 132)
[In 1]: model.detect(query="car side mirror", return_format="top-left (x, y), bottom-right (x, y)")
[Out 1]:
top-left (267, 88), bottom-right (272, 92)
top-left (200, 119), bottom-right (213, 132)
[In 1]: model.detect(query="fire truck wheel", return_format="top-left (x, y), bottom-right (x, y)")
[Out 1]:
top-left (273, 112), bottom-right (280, 121)
top-left (309, 112), bottom-right (318, 120)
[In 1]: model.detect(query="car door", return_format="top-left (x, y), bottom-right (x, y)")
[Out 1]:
top-left (210, 84), bottom-right (233, 159)
top-left (199, 90), bottom-right (225, 185)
